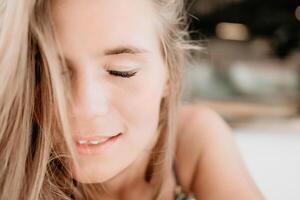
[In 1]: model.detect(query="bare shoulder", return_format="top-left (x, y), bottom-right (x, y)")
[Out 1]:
top-left (174, 103), bottom-right (264, 199)
top-left (174, 103), bottom-right (231, 191)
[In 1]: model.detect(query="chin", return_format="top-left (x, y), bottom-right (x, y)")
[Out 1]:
top-left (71, 152), bottom-right (138, 184)
top-left (73, 169), bottom-right (116, 184)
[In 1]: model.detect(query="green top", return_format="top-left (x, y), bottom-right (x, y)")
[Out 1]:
top-left (173, 160), bottom-right (197, 200)
top-left (174, 184), bottom-right (196, 200)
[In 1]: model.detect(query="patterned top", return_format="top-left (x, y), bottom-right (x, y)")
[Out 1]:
top-left (173, 162), bottom-right (197, 200)
top-left (174, 185), bottom-right (196, 200)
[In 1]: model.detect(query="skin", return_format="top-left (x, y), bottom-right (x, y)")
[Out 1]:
top-left (51, 0), bottom-right (265, 199)
top-left (176, 105), bottom-right (265, 200)
top-left (51, 0), bottom-right (168, 198)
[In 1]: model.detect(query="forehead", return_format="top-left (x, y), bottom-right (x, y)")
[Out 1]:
top-left (51, 0), bottom-right (160, 60)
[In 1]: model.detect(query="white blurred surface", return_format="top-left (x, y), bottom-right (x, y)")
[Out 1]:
top-left (235, 129), bottom-right (300, 200)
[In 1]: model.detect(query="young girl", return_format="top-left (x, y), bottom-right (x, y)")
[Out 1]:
top-left (0, 0), bottom-right (264, 199)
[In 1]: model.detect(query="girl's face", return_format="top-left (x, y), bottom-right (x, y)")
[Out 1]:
top-left (51, 0), bottom-right (168, 183)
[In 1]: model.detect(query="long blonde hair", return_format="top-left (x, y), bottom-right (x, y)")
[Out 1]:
top-left (0, 0), bottom-right (196, 199)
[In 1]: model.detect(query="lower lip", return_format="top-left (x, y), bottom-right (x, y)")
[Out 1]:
top-left (75, 133), bottom-right (122, 155)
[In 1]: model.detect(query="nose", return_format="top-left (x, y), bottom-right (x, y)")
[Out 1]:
top-left (71, 74), bottom-right (110, 120)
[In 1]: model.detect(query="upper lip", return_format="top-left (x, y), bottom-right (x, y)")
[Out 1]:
top-left (74, 132), bottom-right (121, 142)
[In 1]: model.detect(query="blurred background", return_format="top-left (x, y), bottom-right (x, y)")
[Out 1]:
top-left (182, 0), bottom-right (300, 199)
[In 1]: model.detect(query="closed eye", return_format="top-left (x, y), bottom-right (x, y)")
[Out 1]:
top-left (107, 70), bottom-right (137, 78)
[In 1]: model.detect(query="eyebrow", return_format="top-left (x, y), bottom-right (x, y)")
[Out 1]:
top-left (59, 45), bottom-right (149, 66)
top-left (103, 45), bottom-right (149, 56)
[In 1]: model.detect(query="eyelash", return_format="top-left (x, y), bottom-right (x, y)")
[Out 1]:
top-left (61, 68), bottom-right (137, 79)
top-left (107, 70), bottom-right (137, 78)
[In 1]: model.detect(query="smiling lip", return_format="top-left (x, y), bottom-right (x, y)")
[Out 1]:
top-left (75, 133), bottom-right (123, 155)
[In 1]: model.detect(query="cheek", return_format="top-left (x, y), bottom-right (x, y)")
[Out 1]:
top-left (131, 90), bottom-right (161, 132)
top-left (118, 70), bottom-right (166, 149)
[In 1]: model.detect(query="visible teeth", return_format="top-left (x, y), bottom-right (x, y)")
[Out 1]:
top-left (88, 140), bottom-right (101, 145)
top-left (78, 140), bottom-right (88, 145)
top-left (77, 138), bottom-right (110, 145)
